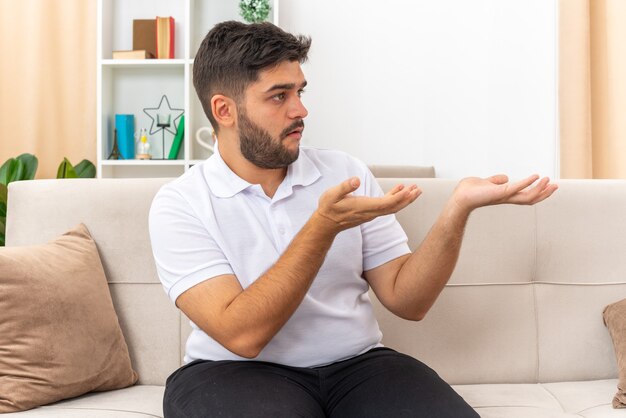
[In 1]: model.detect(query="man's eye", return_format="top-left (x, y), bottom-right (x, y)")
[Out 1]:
top-left (297, 89), bottom-right (306, 97)
top-left (273, 93), bottom-right (286, 101)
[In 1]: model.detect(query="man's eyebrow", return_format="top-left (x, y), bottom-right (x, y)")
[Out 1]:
top-left (264, 80), bottom-right (307, 93)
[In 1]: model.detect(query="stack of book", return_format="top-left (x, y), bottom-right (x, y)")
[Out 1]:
top-left (111, 17), bottom-right (174, 60)
top-left (156, 17), bottom-right (175, 59)
top-left (112, 50), bottom-right (152, 59)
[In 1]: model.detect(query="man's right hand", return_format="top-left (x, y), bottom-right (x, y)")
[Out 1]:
top-left (315, 177), bottom-right (421, 234)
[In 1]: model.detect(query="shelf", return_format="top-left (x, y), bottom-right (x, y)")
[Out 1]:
top-left (101, 159), bottom-right (186, 166)
top-left (97, 0), bottom-right (279, 178)
top-left (101, 59), bottom-right (187, 68)
top-left (100, 0), bottom-right (187, 60)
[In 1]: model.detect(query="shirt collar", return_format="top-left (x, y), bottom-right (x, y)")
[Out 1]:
top-left (287, 146), bottom-right (321, 188)
top-left (203, 142), bottom-right (321, 199)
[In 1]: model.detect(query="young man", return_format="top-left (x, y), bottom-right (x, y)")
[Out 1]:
top-left (149, 21), bottom-right (557, 417)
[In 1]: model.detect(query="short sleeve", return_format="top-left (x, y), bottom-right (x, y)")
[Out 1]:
top-left (356, 162), bottom-right (411, 271)
top-left (148, 184), bottom-right (234, 303)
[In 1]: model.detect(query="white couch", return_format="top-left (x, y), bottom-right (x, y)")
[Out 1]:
top-left (4, 177), bottom-right (624, 417)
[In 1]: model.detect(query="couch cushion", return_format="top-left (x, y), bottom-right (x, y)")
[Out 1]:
top-left (454, 379), bottom-right (617, 418)
top-left (371, 285), bottom-right (538, 385)
top-left (454, 382), bottom-right (563, 411)
top-left (543, 379), bottom-right (618, 415)
top-left (0, 224), bottom-right (138, 413)
top-left (0, 386), bottom-right (164, 417)
top-left (535, 284), bottom-right (622, 383)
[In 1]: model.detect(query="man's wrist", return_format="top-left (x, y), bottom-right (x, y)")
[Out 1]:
top-left (443, 197), bottom-right (472, 227)
top-left (309, 210), bottom-right (342, 239)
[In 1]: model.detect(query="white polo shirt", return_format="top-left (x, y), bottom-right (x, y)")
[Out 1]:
top-left (149, 144), bottom-right (410, 368)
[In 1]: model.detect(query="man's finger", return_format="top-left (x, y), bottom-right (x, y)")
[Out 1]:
top-left (386, 184), bottom-right (405, 196)
top-left (530, 182), bottom-right (558, 204)
top-left (329, 177), bottom-right (361, 202)
top-left (509, 178), bottom-right (557, 205)
top-left (375, 185), bottom-right (421, 214)
top-left (517, 177), bottom-right (548, 201)
top-left (508, 174), bottom-right (540, 195)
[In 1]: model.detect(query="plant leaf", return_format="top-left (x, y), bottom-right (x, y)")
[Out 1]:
top-left (74, 159), bottom-right (96, 178)
top-left (4, 159), bottom-right (25, 184)
top-left (57, 158), bottom-right (78, 179)
top-left (16, 153), bottom-right (38, 180)
top-left (0, 184), bottom-right (7, 221)
top-left (0, 159), bottom-right (11, 185)
top-left (0, 158), bottom-right (17, 185)
top-left (0, 183), bottom-right (7, 205)
top-left (0, 230), bottom-right (5, 247)
top-left (12, 160), bottom-right (25, 183)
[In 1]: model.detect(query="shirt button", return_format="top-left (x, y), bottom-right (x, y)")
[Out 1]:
top-left (278, 227), bottom-right (286, 235)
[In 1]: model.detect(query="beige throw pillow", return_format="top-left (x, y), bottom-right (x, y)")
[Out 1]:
top-left (0, 224), bottom-right (138, 413)
top-left (604, 298), bottom-right (626, 408)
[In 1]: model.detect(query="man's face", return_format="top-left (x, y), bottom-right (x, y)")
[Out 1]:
top-left (237, 60), bottom-right (308, 169)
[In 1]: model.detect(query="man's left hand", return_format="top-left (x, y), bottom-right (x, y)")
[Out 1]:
top-left (451, 174), bottom-right (558, 214)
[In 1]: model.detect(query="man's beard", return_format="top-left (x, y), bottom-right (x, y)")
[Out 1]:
top-left (238, 107), bottom-right (304, 169)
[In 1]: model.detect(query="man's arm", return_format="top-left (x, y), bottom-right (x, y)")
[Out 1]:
top-left (364, 174), bottom-right (558, 321)
top-left (176, 178), bottom-right (420, 358)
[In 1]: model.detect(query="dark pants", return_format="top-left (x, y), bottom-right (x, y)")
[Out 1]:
top-left (163, 347), bottom-right (479, 418)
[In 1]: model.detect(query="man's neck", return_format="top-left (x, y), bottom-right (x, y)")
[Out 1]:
top-left (218, 135), bottom-right (287, 198)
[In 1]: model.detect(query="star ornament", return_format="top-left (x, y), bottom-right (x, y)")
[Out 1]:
top-left (143, 95), bottom-right (184, 136)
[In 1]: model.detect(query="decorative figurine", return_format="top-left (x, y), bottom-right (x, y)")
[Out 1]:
top-left (108, 129), bottom-right (121, 160)
top-left (136, 128), bottom-right (151, 160)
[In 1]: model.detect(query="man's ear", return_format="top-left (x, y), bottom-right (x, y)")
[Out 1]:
top-left (211, 95), bottom-right (236, 129)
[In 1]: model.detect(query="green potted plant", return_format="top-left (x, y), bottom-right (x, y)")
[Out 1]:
top-left (239, 0), bottom-right (271, 23)
top-left (0, 153), bottom-right (96, 246)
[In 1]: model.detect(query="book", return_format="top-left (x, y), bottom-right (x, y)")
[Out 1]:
top-left (133, 19), bottom-right (157, 59)
top-left (156, 16), bottom-right (175, 59)
top-left (115, 114), bottom-right (135, 160)
top-left (112, 50), bottom-right (152, 59)
top-left (168, 115), bottom-right (185, 160)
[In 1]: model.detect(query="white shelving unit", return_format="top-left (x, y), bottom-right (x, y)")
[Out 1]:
top-left (96, 0), bottom-right (279, 178)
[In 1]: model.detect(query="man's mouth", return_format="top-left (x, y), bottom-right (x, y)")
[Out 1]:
top-left (282, 120), bottom-right (305, 139)
top-left (286, 128), bottom-right (303, 139)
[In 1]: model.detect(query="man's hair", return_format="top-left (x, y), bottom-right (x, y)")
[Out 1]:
top-left (193, 21), bottom-right (311, 132)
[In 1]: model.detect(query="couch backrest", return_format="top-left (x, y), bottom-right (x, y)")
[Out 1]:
top-left (6, 178), bottom-right (623, 385)
top-left (367, 165), bottom-right (435, 178)
top-left (374, 178), bottom-right (622, 385)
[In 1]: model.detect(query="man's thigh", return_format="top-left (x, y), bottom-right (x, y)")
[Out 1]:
top-left (323, 348), bottom-right (479, 418)
top-left (163, 359), bottom-right (325, 418)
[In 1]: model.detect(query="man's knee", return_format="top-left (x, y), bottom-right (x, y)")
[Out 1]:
top-left (163, 360), bottom-right (325, 418)
top-left (326, 348), bottom-right (478, 418)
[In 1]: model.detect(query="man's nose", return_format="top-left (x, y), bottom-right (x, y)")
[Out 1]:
top-left (288, 98), bottom-right (308, 120)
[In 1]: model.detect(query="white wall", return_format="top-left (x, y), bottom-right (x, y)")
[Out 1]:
top-left (280, 0), bottom-right (558, 179)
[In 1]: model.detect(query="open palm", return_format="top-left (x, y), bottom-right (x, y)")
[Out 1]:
top-left (453, 174), bottom-right (558, 213)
